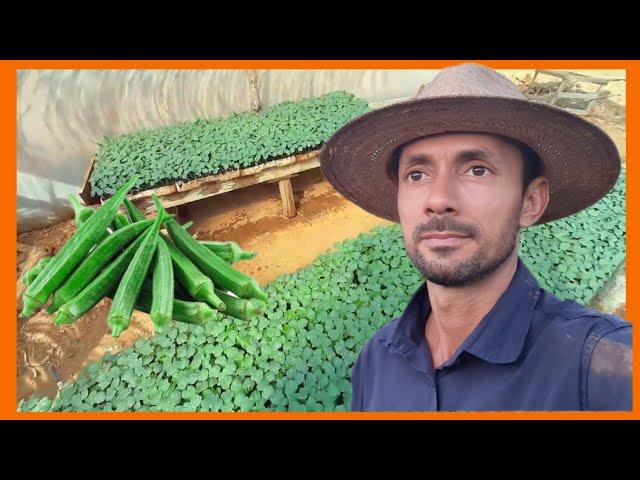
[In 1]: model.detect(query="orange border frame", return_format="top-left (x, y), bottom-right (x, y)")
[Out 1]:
top-left (3, 59), bottom-right (636, 420)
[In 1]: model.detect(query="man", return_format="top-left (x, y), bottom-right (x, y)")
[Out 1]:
top-left (319, 63), bottom-right (631, 411)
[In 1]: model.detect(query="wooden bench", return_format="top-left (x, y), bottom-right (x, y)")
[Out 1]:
top-left (77, 97), bottom-right (409, 221)
top-left (80, 150), bottom-right (321, 220)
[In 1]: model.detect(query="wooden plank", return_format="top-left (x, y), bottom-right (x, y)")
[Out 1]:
top-left (233, 156), bottom-right (295, 179)
top-left (266, 174), bottom-right (298, 184)
top-left (569, 74), bottom-right (625, 85)
top-left (171, 150), bottom-right (316, 195)
top-left (80, 148), bottom-right (319, 205)
top-left (79, 155), bottom-right (98, 205)
top-left (536, 70), bottom-right (573, 80)
top-left (558, 107), bottom-right (590, 116)
top-left (295, 150), bottom-right (321, 162)
top-left (175, 169), bottom-right (241, 193)
top-left (537, 70), bottom-right (624, 85)
top-left (550, 79), bottom-right (568, 106)
top-left (530, 93), bottom-right (556, 102)
top-left (526, 81), bottom-right (562, 91)
top-left (279, 178), bottom-right (296, 218)
top-left (168, 206), bottom-right (181, 223)
top-left (556, 91), bottom-right (603, 101)
top-left (370, 97), bottom-right (413, 109)
top-left (133, 156), bottom-right (320, 213)
top-left (128, 183), bottom-right (177, 201)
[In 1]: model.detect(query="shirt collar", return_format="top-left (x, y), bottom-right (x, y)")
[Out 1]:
top-left (386, 258), bottom-right (541, 368)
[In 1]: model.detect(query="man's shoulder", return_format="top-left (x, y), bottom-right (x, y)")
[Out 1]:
top-left (534, 293), bottom-right (633, 411)
top-left (536, 289), bottom-right (631, 339)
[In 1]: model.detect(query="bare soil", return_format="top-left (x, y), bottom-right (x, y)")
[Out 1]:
top-left (16, 168), bottom-right (391, 401)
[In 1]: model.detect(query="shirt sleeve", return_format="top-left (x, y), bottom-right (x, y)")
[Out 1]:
top-left (585, 325), bottom-right (632, 411)
top-left (350, 345), bottom-right (368, 412)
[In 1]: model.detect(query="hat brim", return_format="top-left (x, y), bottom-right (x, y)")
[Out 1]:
top-left (319, 96), bottom-right (621, 225)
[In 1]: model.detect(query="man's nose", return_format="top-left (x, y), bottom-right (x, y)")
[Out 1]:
top-left (421, 171), bottom-right (459, 216)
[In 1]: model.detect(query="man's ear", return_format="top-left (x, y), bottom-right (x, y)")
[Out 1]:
top-left (520, 177), bottom-right (550, 228)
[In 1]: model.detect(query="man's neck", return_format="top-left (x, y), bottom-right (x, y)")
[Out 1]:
top-left (424, 253), bottom-right (519, 369)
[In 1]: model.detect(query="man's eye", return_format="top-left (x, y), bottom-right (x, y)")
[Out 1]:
top-left (468, 166), bottom-right (489, 177)
top-left (408, 171), bottom-right (424, 182)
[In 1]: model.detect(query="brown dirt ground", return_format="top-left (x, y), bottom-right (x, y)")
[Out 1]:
top-left (16, 168), bottom-right (392, 402)
top-left (16, 105), bottom-right (626, 404)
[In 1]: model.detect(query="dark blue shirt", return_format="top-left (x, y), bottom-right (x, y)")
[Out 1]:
top-left (351, 259), bottom-right (632, 411)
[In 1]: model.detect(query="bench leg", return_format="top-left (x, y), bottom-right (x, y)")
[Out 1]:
top-left (168, 205), bottom-right (182, 223)
top-left (278, 178), bottom-right (297, 218)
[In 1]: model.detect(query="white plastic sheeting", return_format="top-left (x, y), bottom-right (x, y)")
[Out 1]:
top-left (17, 69), bottom-right (448, 233)
top-left (22, 68), bottom-right (622, 233)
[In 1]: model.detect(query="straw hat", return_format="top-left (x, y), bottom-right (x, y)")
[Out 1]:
top-left (320, 63), bottom-right (621, 225)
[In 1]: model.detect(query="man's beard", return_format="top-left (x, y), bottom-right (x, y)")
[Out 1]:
top-left (406, 211), bottom-right (520, 288)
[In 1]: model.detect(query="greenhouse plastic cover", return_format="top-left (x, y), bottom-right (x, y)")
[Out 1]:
top-left (19, 69), bottom-right (542, 233)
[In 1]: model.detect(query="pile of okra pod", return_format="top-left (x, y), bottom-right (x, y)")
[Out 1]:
top-left (20, 175), bottom-right (268, 337)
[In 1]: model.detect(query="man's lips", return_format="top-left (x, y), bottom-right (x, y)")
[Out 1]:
top-left (422, 232), bottom-right (469, 240)
top-left (421, 232), bottom-right (471, 247)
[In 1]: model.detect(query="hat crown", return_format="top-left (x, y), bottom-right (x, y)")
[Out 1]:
top-left (417, 63), bottom-right (528, 100)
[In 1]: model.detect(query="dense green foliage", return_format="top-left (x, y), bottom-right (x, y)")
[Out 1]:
top-left (520, 171), bottom-right (625, 305)
top-left (20, 170), bottom-right (625, 413)
top-left (89, 91), bottom-right (370, 198)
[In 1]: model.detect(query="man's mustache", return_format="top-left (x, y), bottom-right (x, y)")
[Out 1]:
top-left (412, 217), bottom-right (478, 244)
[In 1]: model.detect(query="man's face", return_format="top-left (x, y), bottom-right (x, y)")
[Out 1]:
top-left (397, 132), bottom-right (528, 287)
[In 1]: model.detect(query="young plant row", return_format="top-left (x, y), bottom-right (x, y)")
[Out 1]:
top-left (89, 91), bottom-right (371, 198)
